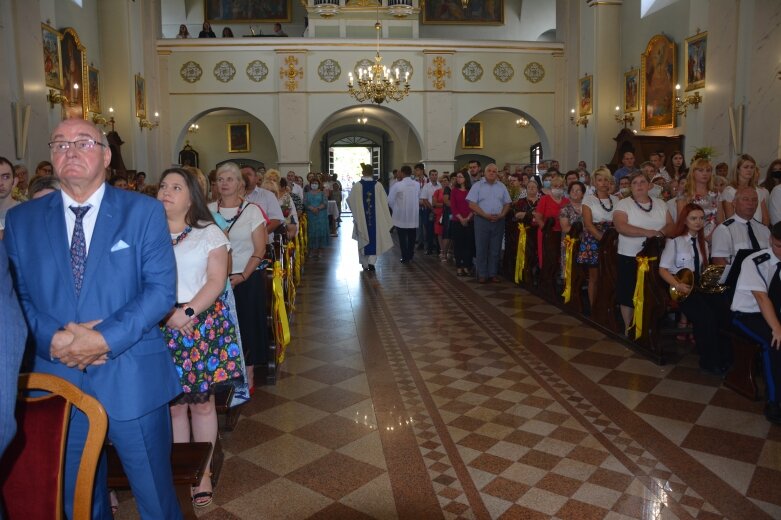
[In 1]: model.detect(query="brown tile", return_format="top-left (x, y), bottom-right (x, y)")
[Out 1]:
top-left (567, 446), bottom-right (609, 466)
top-left (293, 414), bottom-right (373, 450)
top-left (473, 384), bottom-right (504, 397)
top-left (587, 468), bottom-right (633, 493)
top-left (570, 351), bottom-right (625, 369)
top-left (746, 466), bottom-right (781, 506)
top-left (468, 453), bottom-right (514, 474)
top-left (481, 397), bottom-right (516, 412)
top-left (597, 370), bottom-right (661, 393)
top-left (433, 386), bottom-right (466, 399)
top-left (199, 507), bottom-right (244, 519)
top-left (504, 430), bottom-right (545, 448)
top-left (708, 387), bottom-right (765, 413)
top-left (448, 416), bottom-right (485, 431)
top-left (521, 395), bottom-right (555, 409)
top-left (533, 409), bottom-right (571, 425)
top-left (299, 365), bottom-right (363, 385)
top-left (535, 473), bottom-right (583, 497)
top-left (548, 426), bottom-right (589, 445)
top-left (492, 412), bottom-right (526, 429)
top-left (681, 425), bottom-right (765, 464)
top-left (498, 505), bottom-right (550, 520)
top-left (666, 365), bottom-right (723, 386)
top-left (443, 501), bottom-right (469, 515)
top-left (286, 452), bottom-right (384, 500)
top-left (634, 394), bottom-right (706, 423)
top-left (481, 476), bottom-right (530, 502)
top-left (306, 502), bottom-right (377, 520)
top-left (458, 433), bottom-right (500, 452)
top-left (238, 390), bottom-right (290, 416)
top-left (221, 419), bottom-right (285, 454)
top-left (518, 449), bottom-right (562, 471)
top-left (556, 498), bottom-right (609, 520)
top-left (296, 386), bottom-right (368, 414)
top-left (440, 399), bottom-right (475, 415)
top-left (611, 493), bottom-right (648, 517)
top-left (213, 456), bottom-right (277, 504)
top-left (300, 346), bottom-right (354, 362)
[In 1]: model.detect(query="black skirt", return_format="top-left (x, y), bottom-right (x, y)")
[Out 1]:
top-left (231, 270), bottom-right (268, 366)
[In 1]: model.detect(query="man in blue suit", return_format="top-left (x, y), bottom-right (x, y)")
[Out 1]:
top-left (0, 236), bottom-right (26, 459)
top-left (4, 119), bottom-right (182, 519)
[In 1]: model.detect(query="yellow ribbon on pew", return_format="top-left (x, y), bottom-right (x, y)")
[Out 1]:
top-left (561, 235), bottom-right (576, 303)
top-left (301, 215), bottom-right (308, 257)
top-left (293, 233), bottom-right (301, 284)
top-left (285, 242), bottom-right (297, 312)
top-left (630, 256), bottom-right (657, 340)
top-left (272, 261), bottom-right (291, 364)
top-left (515, 223), bottom-right (527, 283)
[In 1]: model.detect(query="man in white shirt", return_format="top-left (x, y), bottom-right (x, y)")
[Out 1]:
top-left (388, 165), bottom-right (420, 263)
top-left (419, 169), bottom-right (440, 255)
top-left (712, 187), bottom-right (769, 285)
top-left (287, 170), bottom-right (303, 198)
top-left (241, 164), bottom-right (283, 234)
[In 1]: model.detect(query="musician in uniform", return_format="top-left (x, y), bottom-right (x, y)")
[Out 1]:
top-left (731, 222), bottom-right (781, 424)
top-left (711, 187), bottom-right (769, 287)
top-left (659, 203), bottom-right (731, 375)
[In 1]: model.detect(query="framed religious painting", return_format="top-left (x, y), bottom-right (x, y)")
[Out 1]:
top-left (88, 66), bottom-right (101, 114)
top-left (578, 75), bottom-right (593, 116)
top-left (641, 34), bottom-right (676, 130)
top-left (135, 74), bottom-right (146, 119)
top-left (60, 28), bottom-right (88, 120)
top-left (462, 121), bottom-right (482, 149)
top-left (228, 123), bottom-right (250, 153)
top-left (205, 0), bottom-right (291, 23)
top-left (423, 0), bottom-right (504, 25)
top-left (624, 68), bottom-right (639, 112)
top-left (41, 23), bottom-right (63, 90)
top-left (685, 31), bottom-right (707, 91)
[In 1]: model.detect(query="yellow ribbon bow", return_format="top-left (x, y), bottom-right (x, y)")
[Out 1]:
top-left (515, 223), bottom-right (527, 283)
top-left (561, 235), bottom-right (577, 303)
top-left (272, 261), bottom-right (291, 364)
top-left (630, 256), bottom-right (657, 340)
top-left (301, 215), bottom-right (309, 257)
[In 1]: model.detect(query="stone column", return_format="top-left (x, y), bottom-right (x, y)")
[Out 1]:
top-left (422, 50), bottom-right (456, 168)
top-left (276, 51), bottom-right (310, 176)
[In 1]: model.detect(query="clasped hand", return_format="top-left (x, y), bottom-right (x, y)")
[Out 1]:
top-left (50, 320), bottom-right (109, 370)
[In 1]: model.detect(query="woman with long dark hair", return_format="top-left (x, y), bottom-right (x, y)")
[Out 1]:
top-left (449, 170), bottom-right (474, 276)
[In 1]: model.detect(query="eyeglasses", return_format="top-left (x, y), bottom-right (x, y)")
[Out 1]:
top-left (48, 139), bottom-right (106, 153)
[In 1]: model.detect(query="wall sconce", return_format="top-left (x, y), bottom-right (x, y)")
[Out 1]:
top-left (357, 109), bottom-right (368, 125)
top-left (674, 84), bottom-right (703, 117)
top-left (188, 123), bottom-right (199, 134)
top-left (516, 117), bottom-right (529, 128)
top-left (614, 106), bottom-right (635, 128)
top-left (92, 107), bottom-right (116, 131)
top-left (139, 111), bottom-right (160, 131)
top-left (570, 108), bottom-right (589, 128)
top-left (47, 89), bottom-right (69, 109)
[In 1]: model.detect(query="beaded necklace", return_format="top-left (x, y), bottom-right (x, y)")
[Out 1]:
top-left (632, 196), bottom-right (653, 213)
top-left (171, 226), bottom-right (192, 246)
top-left (597, 194), bottom-right (614, 213)
top-left (217, 198), bottom-right (246, 224)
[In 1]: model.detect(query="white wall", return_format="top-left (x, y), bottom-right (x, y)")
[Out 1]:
top-left (455, 110), bottom-right (541, 165)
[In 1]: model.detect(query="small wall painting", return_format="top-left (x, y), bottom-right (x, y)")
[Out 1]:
top-left (578, 75), bottom-right (593, 116)
top-left (206, 0), bottom-right (291, 23)
top-left (41, 23), bottom-right (63, 90)
top-left (423, 0), bottom-right (504, 25)
top-left (462, 121), bottom-right (483, 149)
top-left (61, 28), bottom-right (87, 120)
top-left (685, 32), bottom-right (707, 91)
top-left (228, 123), bottom-right (251, 153)
top-left (624, 69), bottom-right (639, 112)
top-left (135, 74), bottom-right (146, 119)
top-left (88, 67), bottom-right (101, 114)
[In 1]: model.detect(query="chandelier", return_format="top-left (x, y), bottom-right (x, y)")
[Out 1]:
top-left (347, 17), bottom-right (409, 104)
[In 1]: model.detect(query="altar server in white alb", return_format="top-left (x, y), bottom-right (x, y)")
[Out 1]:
top-left (347, 163), bottom-right (393, 271)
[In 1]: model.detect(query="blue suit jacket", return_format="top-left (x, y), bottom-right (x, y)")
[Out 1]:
top-left (4, 185), bottom-right (181, 421)
top-left (0, 240), bottom-right (26, 457)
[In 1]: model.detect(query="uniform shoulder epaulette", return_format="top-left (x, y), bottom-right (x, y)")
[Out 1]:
top-left (723, 218), bottom-right (735, 226)
top-left (754, 252), bottom-right (771, 265)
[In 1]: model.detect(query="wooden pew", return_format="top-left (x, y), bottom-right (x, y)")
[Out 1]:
top-left (520, 214), bottom-right (538, 290)
top-left (107, 443), bottom-right (212, 520)
top-left (724, 330), bottom-right (761, 400)
top-left (539, 218), bottom-right (561, 299)
top-left (628, 236), bottom-right (668, 364)
top-left (563, 222), bottom-right (586, 314)
top-left (592, 228), bottom-right (621, 333)
top-left (214, 383), bottom-right (240, 432)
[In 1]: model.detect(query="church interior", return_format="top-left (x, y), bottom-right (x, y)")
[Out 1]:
top-left (2, 0), bottom-right (781, 518)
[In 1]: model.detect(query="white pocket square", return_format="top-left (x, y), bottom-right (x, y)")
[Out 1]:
top-left (110, 240), bottom-right (130, 252)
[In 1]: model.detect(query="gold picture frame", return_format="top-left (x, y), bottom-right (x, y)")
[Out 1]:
top-left (228, 123), bottom-right (251, 153)
top-left (41, 23), bottom-right (63, 90)
top-left (578, 75), bottom-right (593, 116)
top-left (88, 66), bottom-right (101, 114)
top-left (134, 74), bottom-right (146, 119)
top-left (205, 0), bottom-right (291, 23)
top-left (462, 121), bottom-right (482, 149)
top-left (641, 34), bottom-right (676, 130)
top-left (61, 28), bottom-right (88, 120)
top-left (684, 31), bottom-right (707, 91)
top-left (624, 68), bottom-right (639, 112)
top-left (422, 0), bottom-right (504, 25)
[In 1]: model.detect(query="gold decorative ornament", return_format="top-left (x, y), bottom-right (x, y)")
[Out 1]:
top-left (427, 56), bottom-right (451, 90)
top-left (523, 62), bottom-right (545, 83)
top-left (280, 55), bottom-right (303, 92)
top-left (180, 61), bottom-right (203, 83)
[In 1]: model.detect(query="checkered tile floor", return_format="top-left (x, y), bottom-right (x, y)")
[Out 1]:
top-left (115, 222), bottom-right (781, 519)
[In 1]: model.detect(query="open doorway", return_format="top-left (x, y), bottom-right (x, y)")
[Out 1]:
top-left (330, 137), bottom-right (377, 214)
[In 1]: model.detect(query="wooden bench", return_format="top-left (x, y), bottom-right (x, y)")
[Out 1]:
top-left (724, 330), bottom-right (761, 400)
top-left (107, 442), bottom-right (211, 520)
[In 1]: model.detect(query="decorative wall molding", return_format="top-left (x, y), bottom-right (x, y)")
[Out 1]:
top-left (180, 61), bottom-right (203, 83)
top-left (213, 60), bottom-right (236, 83)
top-left (523, 62), bottom-right (545, 83)
top-left (246, 60), bottom-right (269, 82)
top-left (280, 55), bottom-right (304, 92)
top-left (462, 61), bottom-right (484, 82)
top-left (493, 61), bottom-right (514, 82)
top-left (317, 59), bottom-right (341, 82)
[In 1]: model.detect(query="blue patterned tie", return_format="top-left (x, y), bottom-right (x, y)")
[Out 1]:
top-left (70, 206), bottom-right (90, 295)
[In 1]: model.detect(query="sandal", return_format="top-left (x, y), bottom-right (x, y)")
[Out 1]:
top-left (192, 491), bottom-right (214, 508)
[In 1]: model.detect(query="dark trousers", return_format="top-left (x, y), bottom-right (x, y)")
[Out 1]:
top-left (679, 292), bottom-right (731, 371)
top-left (233, 269), bottom-right (268, 367)
top-left (474, 216), bottom-right (505, 278)
top-left (421, 208), bottom-right (436, 253)
top-left (451, 220), bottom-right (475, 268)
top-left (732, 312), bottom-right (781, 403)
top-left (397, 227), bottom-right (417, 262)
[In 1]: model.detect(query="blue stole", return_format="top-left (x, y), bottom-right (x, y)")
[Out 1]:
top-left (360, 180), bottom-right (377, 255)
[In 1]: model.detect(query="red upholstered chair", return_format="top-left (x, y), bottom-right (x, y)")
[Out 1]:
top-left (0, 373), bottom-right (108, 520)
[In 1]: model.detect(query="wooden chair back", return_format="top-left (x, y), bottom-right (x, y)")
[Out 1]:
top-left (0, 373), bottom-right (107, 520)
top-left (631, 237), bottom-right (668, 363)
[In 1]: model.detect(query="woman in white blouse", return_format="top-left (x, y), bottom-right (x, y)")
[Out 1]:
top-left (722, 154), bottom-right (769, 225)
top-left (613, 172), bottom-right (673, 333)
top-left (208, 162), bottom-right (268, 393)
top-left (158, 168), bottom-right (243, 507)
top-left (581, 167), bottom-right (620, 307)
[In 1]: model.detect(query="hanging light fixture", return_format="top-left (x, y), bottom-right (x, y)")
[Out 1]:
top-left (347, 7), bottom-right (410, 104)
top-left (357, 109), bottom-right (368, 124)
top-left (516, 117), bottom-right (529, 128)
top-left (461, 0), bottom-right (469, 10)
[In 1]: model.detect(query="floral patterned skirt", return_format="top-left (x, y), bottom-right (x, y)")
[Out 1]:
top-left (163, 295), bottom-right (243, 404)
top-left (577, 221), bottom-right (612, 266)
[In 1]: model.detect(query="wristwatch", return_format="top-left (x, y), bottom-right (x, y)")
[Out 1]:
top-left (183, 306), bottom-right (195, 318)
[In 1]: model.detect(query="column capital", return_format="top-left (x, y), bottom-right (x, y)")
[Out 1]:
top-left (587, 0), bottom-right (623, 6)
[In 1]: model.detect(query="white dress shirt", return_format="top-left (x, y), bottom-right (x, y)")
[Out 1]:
top-left (731, 248), bottom-right (781, 313)
top-left (659, 235), bottom-right (706, 274)
top-left (388, 177), bottom-right (420, 228)
top-left (62, 183), bottom-right (106, 253)
top-left (711, 215), bottom-right (770, 282)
